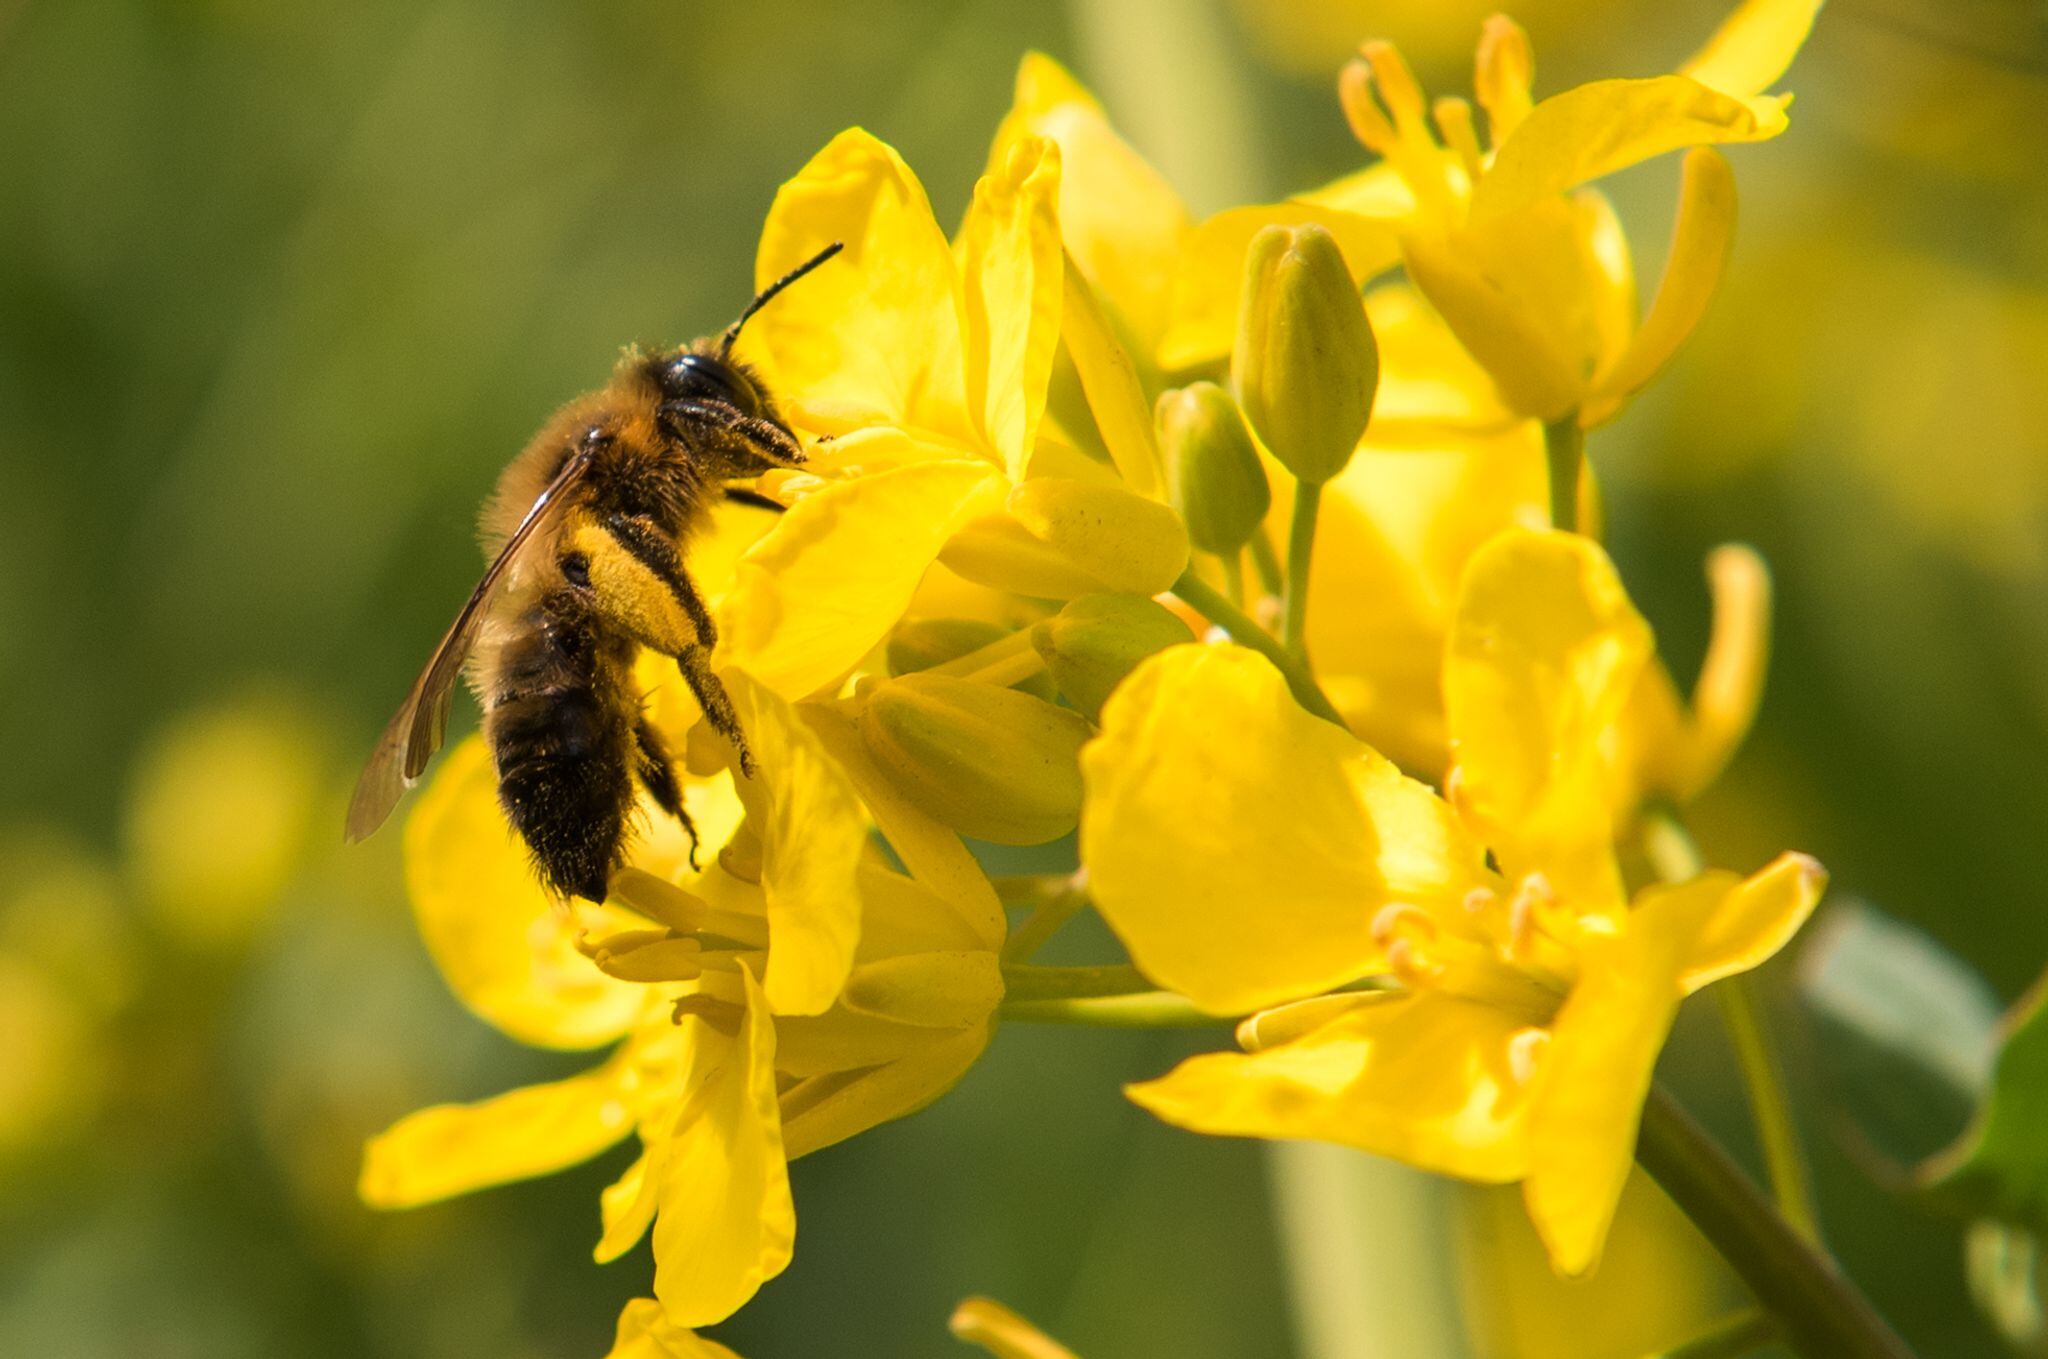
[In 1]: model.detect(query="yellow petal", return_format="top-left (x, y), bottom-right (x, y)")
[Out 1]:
top-left (1680, 543), bottom-right (1772, 800)
top-left (989, 52), bottom-right (1189, 348)
top-left (359, 1054), bottom-right (637, 1208)
top-left (1083, 644), bottom-right (1490, 1014)
top-left (1127, 991), bottom-right (1532, 1182)
top-left (717, 458), bottom-right (1005, 699)
top-left (1678, 851), bottom-right (1826, 994)
top-left (1522, 880), bottom-right (1704, 1276)
top-left (1060, 255), bottom-right (1163, 496)
top-left (1400, 228), bottom-right (1585, 423)
top-left (1586, 148), bottom-right (1738, 427)
top-left (745, 128), bottom-right (966, 440)
top-left (726, 675), bottom-right (867, 1016)
top-left (779, 1023), bottom-right (991, 1160)
top-left (405, 737), bottom-right (648, 1049)
top-left (597, 1150), bottom-right (657, 1263)
top-left (1447, 530), bottom-right (1651, 914)
top-left (803, 706), bottom-right (1006, 948)
top-left (940, 478), bottom-right (1189, 600)
top-left (950, 1297), bottom-right (1081, 1359)
top-left (1159, 204), bottom-right (1402, 371)
top-left (959, 136), bottom-right (1064, 480)
top-left (1472, 76), bottom-right (1790, 225)
top-left (1297, 162), bottom-right (1416, 218)
top-left (605, 1299), bottom-right (745, 1359)
top-left (1681, 0), bottom-right (1823, 99)
top-left (652, 966), bottom-right (794, 1328)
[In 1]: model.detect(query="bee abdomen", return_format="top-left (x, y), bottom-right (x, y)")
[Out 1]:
top-left (484, 610), bottom-right (636, 903)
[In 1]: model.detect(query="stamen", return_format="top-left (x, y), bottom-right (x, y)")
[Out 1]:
top-left (1362, 41), bottom-right (1435, 149)
top-left (1463, 886), bottom-right (1501, 916)
top-left (1386, 937), bottom-right (1447, 987)
top-left (592, 936), bottom-right (705, 984)
top-left (1339, 59), bottom-right (1398, 156)
top-left (1507, 872), bottom-right (1559, 958)
top-left (1433, 97), bottom-right (1485, 178)
top-left (718, 826), bottom-right (763, 884)
top-left (1371, 902), bottom-right (1440, 948)
top-left (1475, 15), bottom-right (1536, 150)
top-left (1508, 1026), bottom-right (1551, 1085)
top-left (609, 867), bottom-right (710, 934)
top-left (671, 993), bottom-right (745, 1035)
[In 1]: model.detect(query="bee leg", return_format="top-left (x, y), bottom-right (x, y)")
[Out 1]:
top-left (633, 716), bottom-right (699, 869)
top-left (677, 645), bottom-right (755, 780)
top-left (662, 399), bottom-right (806, 469)
top-left (600, 513), bottom-right (757, 779)
top-left (722, 486), bottom-right (787, 513)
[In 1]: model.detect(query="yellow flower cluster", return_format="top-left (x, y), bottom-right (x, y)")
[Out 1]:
top-left (361, 0), bottom-right (1828, 1350)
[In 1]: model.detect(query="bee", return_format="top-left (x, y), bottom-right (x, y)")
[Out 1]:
top-left (345, 243), bottom-right (842, 902)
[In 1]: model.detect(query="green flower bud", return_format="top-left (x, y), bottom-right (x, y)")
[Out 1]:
top-left (859, 673), bottom-right (1091, 845)
top-left (1030, 594), bottom-right (1195, 721)
top-left (1232, 223), bottom-right (1379, 485)
top-left (1155, 382), bottom-right (1271, 554)
top-left (886, 618), bottom-right (1057, 702)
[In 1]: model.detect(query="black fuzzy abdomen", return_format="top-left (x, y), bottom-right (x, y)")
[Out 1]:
top-left (484, 602), bottom-right (636, 902)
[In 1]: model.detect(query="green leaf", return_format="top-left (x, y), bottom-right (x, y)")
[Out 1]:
top-left (1799, 900), bottom-right (2000, 1165)
top-left (1922, 973), bottom-right (2048, 1231)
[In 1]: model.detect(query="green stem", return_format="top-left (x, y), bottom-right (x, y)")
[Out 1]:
top-left (1249, 525), bottom-right (1284, 597)
top-left (1282, 480), bottom-right (1321, 654)
top-left (1651, 1310), bottom-right (1776, 1359)
top-left (1172, 569), bottom-right (1345, 725)
top-left (1637, 1088), bottom-right (1916, 1359)
top-left (997, 989), bottom-right (1234, 1028)
top-left (999, 962), bottom-right (1151, 1001)
top-left (1222, 551), bottom-right (1247, 608)
top-left (1715, 979), bottom-right (1821, 1244)
top-left (1544, 415), bottom-right (1583, 533)
top-left (1001, 884), bottom-right (1092, 964)
top-left (927, 625), bottom-right (1038, 679)
top-left (1643, 807), bottom-right (1821, 1243)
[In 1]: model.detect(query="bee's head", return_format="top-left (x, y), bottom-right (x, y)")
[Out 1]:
top-left (655, 351), bottom-right (765, 420)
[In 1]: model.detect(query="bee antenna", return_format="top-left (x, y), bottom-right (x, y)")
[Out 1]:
top-left (719, 241), bottom-right (844, 357)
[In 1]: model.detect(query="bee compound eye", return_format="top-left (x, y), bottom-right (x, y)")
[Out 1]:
top-left (559, 552), bottom-right (591, 589)
top-left (659, 353), bottom-right (761, 416)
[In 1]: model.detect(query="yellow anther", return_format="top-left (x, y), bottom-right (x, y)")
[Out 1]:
top-left (1433, 96), bottom-right (1484, 178)
top-left (1508, 1026), bottom-right (1551, 1085)
top-left (1339, 58), bottom-right (1398, 156)
top-left (1386, 937), bottom-right (1447, 987)
top-left (670, 993), bottom-right (744, 1035)
top-left (1361, 41), bottom-right (1433, 147)
top-left (1474, 14), bottom-right (1535, 149)
top-left (1371, 902), bottom-right (1440, 949)
top-left (1462, 886), bottom-right (1501, 916)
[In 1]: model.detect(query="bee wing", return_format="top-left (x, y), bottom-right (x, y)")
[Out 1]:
top-left (344, 446), bottom-right (596, 842)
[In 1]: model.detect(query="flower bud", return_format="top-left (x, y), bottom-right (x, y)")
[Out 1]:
top-left (1156, 382), bottom-right (1271, 555)
top-left (887, 618), bottom-right (1057, 702)
top-left (1232, 223), bottom-right (1379, 485)
top-left (858, 673), bottom-right (1091, 845)
top-left (1030, 595), bottom-right (1194, 721)
top-left (939, 478), bottom-right (1189, 600)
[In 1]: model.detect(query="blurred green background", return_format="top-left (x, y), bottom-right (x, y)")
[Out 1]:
top-left (1, 0), bottom-right (2043, 1355)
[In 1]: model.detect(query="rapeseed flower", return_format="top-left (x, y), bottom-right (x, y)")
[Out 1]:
top-left (1160, 0), bottom-right (1821, 428)
top-left (1081, 527), bottom-right (1823, 1273)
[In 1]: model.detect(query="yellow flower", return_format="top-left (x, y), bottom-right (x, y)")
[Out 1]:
top-left (602, 1299), bottom-right (744, 1359)
top-left (1082, 528), bottom-right (1823, 1273)
top-left (1160, 0), bottom-right (1820, 427)
top-left (361, 678), bottom-right (1000, 1325)
top-left (718, 123), bottom-right (1181, 712)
